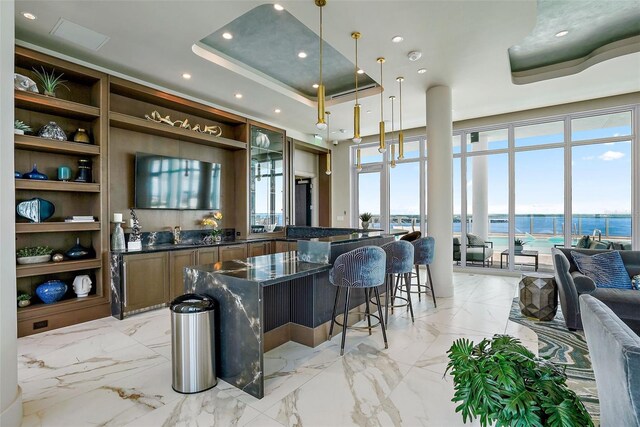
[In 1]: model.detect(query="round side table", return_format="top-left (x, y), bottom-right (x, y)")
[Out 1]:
top-left (519, 272), bottom-right (557, 321)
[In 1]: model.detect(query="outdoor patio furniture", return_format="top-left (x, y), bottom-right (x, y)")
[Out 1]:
top-left (453, 236), bottom-right (493, 267)
top-left (501, 249), bottom-right (539, 271)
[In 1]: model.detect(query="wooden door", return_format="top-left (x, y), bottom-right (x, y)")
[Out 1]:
top-left (219, 244), bottom-right (248, 262)
top-left (169, 250), bottom-right (197, 301)
top-left (197, 247), bottom-right (219, 265)
top-left (123, 252), bottom-right (169, 312)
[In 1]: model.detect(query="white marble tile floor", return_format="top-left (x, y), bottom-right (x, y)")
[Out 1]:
top-left (19, 273), bottom-right (538, 427)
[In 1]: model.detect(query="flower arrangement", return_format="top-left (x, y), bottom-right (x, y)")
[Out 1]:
top-left (202, 212), bottom-right (223, 241)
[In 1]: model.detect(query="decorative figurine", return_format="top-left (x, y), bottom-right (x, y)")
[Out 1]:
top-left (128, 208), bottom-right (142, 251)
top-left (38, 121), bottom-right (67, 141)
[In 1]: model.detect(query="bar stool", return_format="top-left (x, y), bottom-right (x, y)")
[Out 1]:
top-left (412, 237), bottom-right (437, 307)
top-left (381, 240), bottom-right (415, 324)
top-left (328, 246), bottom-right (388, 356)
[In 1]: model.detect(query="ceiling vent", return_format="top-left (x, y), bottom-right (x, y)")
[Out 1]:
top-left (50, 18), bottom-right (110, 51)
top-left (329, 83), bottom-right (378, 100)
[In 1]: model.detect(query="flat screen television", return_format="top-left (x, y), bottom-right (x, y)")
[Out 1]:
top-left (134, 152), bottom-right (221, 210)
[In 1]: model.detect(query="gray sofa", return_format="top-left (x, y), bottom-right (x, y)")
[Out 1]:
top-left (551, 247), bottom-right (640, 333)
top-left (580, 295), bottom-right (640, 427)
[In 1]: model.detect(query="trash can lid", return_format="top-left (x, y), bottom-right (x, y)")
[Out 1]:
top-left (170, 293), bottom-right (215, 313)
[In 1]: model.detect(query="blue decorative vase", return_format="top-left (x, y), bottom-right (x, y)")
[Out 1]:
top-left (22, 163), bottom-right (48, 180)
top-left (36, 280), bottom-right (67, 304)
top-left (16, 197), bottom-right (55, 223)
top-left (15, 171), bottom-right (21, 178)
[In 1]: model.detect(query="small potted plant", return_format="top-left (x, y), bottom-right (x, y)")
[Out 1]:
top-left (514, 238), bottom-right (525, 253)
top-left (16, 246), bottom-right (53, 265)
top-left (17, 293), bottom-right (32, 308)
top-left (446, 335), bottom-right (593, 427)
top-left (359, 212), bottom-right (373, 230)
top-left (32, 67), bottom-right (69, 97)
top-left (14, 120), bottom-right (32, 135)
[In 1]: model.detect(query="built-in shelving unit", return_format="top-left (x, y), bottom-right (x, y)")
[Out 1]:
top-left (14, 46), bottom-right (110, 337)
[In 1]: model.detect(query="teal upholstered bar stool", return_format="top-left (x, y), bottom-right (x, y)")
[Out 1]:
top-left (410, 237), bottom-right (437, 306)
top-left (381, 240), bottom-right (415, 324)
top-left (328, 246), bottom-right (388, 356)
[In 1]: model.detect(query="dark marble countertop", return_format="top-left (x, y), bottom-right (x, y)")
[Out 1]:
top-left (306, 231), bottom-right (406, 244)
top-left (186, 252), bottom-right (331, 286)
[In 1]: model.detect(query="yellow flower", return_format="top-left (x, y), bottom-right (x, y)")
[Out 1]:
top-left (213, 212), bottom-right (223, 221)
top-left (202, 218), bottom-right (218, 228)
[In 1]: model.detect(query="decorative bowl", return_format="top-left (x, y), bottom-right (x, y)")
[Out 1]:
top-left (36, 280), bottom-right (67, 304)
top-left (17, 254), bottom-right (51, 265)
top-left (264, 223), bottom-right (276, 232)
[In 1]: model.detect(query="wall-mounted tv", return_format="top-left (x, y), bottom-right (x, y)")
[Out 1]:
top-left (134, 152), bottom-right (221, 210)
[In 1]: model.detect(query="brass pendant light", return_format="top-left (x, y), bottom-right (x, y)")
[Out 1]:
top-left (390, 95), bottom-right (396, 168)
top-left (315, 0), bottom-right (327, 130)
top-left (356, 147), bottom-right (362, 171)
top-left (377, 57), bottom-right (386, 153)
top-left (351, 32), bottom-right (362, 144)
top-left (396, 76), bottom-right (405, 159)
top-left (325, 111), bottom-right (332, 175)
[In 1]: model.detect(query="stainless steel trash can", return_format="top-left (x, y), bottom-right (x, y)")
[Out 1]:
top-left (171, 293), bottom-right (217, 393)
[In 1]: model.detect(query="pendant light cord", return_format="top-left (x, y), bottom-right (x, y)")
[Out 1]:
top-left (319, 6), bottom-right (323, 87)
top-left (355, 36), bottom-right (358, 103)
top-left (379, 60), bottom-right (383, 121)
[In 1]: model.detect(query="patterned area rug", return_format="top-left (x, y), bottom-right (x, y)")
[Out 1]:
top-left (509, 298), bottom-right (600, 422)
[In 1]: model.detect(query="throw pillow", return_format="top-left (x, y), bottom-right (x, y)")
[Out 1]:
top-left (576, 235), bottom-right (591, 249)
top-left (466, 233), bottom-right (485, 246)
top-left (570, 251), bottom-right (632, 289)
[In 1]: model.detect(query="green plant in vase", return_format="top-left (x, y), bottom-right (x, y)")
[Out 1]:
top-left (16, 246), bottom-right (53, 265)
top-left (514, 238), bottom-right (526, 252)
top-left (32, 67), bottom-right (69, 97)
top-left (14, 120), bottom-right (32, 135)
top-left (359, 212), bottom-right (373, 230)
top-left (17, 293), bottom-right (32, 308)
top-left (446, 335), bottom-right (593, 427)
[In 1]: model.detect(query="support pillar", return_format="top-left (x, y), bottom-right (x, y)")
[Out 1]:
top-left (426, 86), bottom-right (453, 297)
top-left (471, 136), bottom-right (489, 241)
top-left (0, 1), bottom-right (22, 426)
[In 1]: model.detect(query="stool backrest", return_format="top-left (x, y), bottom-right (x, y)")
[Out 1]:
top-left (329, 246), bottom-right (386, 288)
top-left (400, 231), bottom-right (422, 242)
top-left (413, 237), bottom-right (435, 265)
top-left (381, 240), bottom-right (414, 274)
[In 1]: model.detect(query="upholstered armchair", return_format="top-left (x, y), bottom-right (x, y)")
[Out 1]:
top-left (453, 233), bottom-right (494, 267)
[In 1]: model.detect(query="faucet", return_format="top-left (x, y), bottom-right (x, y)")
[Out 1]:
top-left (592, 229), bottom-right (602, 241)
top-left (173, 226), bottom-right (181, 244)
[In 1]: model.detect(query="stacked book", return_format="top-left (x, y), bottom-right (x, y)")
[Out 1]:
top-left (64, 216), bottom-right (96, 223)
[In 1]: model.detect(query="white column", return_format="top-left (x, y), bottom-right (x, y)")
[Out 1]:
top-left (471, 136), bottom-right (489, 241)
top-left (426, 86), bottom-right (453, 297)
top-left (0, 1), bottom-right (22, 426)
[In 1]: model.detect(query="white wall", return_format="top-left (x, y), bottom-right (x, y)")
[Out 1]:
top-left (0, 1), bottom-right (22, 425)
top-left (293, 149), bottom-right (319, 226)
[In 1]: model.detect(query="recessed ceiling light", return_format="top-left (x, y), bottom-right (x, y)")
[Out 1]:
top-left (555, 30), bottom-right (569, 37)
top-left (391, 35), bottom-right (404, 43)
top-left (274, 4), bottom-right (284, 11)
top-left (357, 68), bottom-right (365, 74)
top-left (182, 73), bottom-right (192, 79)
top-left (417, 68), bottom-right (427, 74)
top-left (312, 83), bottom-right (319, 89)
top-left (274, 108), bottom-right (281, 113)
top-left (235, 93), bottom-right (243, 99)
top-left (222, 32), bottom-right (233, 40)
top-left (298, 51), bottom-right (307, 59)
top-left (22, 12), bottom-right (37, 20)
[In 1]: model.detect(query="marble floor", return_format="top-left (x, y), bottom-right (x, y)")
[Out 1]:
top-left (19, 272), bottom-right (539, 427)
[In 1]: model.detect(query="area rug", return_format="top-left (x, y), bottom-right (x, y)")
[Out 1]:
top-left (509, 298), bottom-right (600, 422)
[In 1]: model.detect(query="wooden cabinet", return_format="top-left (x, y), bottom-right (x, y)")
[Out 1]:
top-left (197, 247), bottom-right (219, 265)
top-left (248, 241), bottom-right (271, 257)
top-left (169, 250), bottom-right (197, 301)
top-left (219, 244), bottom-right (248, 262)
top-left (123, 252), bottom-right (169, 312)
top-left (273, 241), bottom-right (297, 254)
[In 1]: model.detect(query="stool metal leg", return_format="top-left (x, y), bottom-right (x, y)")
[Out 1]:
top-left (385, 275), bottom-right (390, 324)
top-left (427, 265), bottom-right (437, 308)
top-left (365, 288), bottom-right (372, 335)
top-left (328, 286), bottom-right (340, 340)
top-left (340, 288), bottom-right (351, 356)
top-left (373, 287), bottom-right (388, 349)
top-left (404, 272), bottom-right (415, 322)
top-left (415, 265), bottom-right (422, 301)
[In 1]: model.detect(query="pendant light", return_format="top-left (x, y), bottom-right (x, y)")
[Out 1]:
top-left (377, 57), bottom-right (386, 153)
top-left (325, 111), bottom-right (332, 175)
top-left (351, 32), bottom-right (362, 143)
top-left (315, 0), bottom-right (327, 130)
top-left (396, 76), bottom-right (405, 159)
top-left (356, 147), bottom-right (362, 171)
top-left (390, 95), bottom-right (396, 168)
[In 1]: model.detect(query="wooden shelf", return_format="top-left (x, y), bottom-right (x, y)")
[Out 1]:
top-left (16, 258), bottom-right (102, 278)
top-left (15, 134), bottom-right (100, 156)
top-left (15, 90), bottom-right (100, 120)
top-left (17, 294), bottom-right (106, 320)
top-left (16, 179), bottom-right (100, 193)
top-left (110, 112), bottom-right (246, 150)
top-left (16, 222), bottom-right (101, 234)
